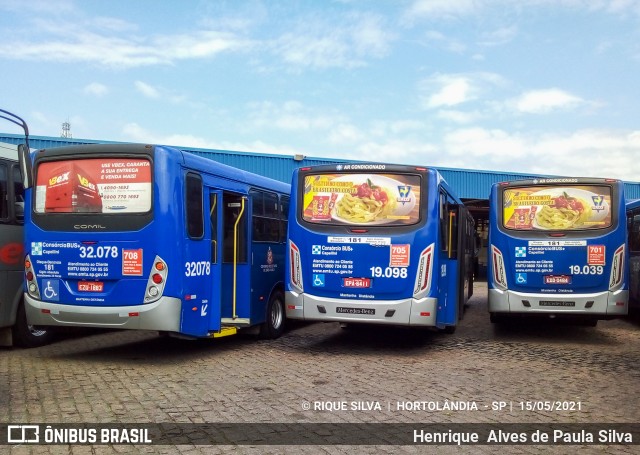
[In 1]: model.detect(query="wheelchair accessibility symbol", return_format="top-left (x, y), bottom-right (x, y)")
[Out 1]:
top-left (42, 279), bottom-right (59, 301)
top-left (312, 273), bottom-right (325, 287)
top-left (515, 273), bottom-right (527, 285)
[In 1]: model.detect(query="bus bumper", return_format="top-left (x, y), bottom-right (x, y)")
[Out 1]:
top-left (488, 288), bottom-right (629, 317)
top-left (285, 291), bottom-right (437, 326)
top-left (24, 294), bottom-right (182, 332)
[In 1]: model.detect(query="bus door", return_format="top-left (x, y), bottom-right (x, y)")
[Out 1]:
top-left (204, 190), bottom-right (223, 332)
top-left (220, 193), bottom-right (250, 322)
top-left (436, 192), bottom-right (460, 327)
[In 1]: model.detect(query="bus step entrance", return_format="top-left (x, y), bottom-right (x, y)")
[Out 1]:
top-left (208, 327), bottom-right (238, 338)
top-left (221, 317), bottom-right (251, 326)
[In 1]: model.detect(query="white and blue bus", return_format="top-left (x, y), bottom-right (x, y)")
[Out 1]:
top-left (22, 143), bottom-right (290, 339)
top-left (285, 163), bottom-right (474, 333)
top-left (488, 178), bottom-right (628, 326)
top-left (626, 199), bottom-right (640, 312)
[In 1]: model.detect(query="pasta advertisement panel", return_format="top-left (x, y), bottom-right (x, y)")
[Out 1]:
top-left (302, 173), bottom-right (421, 226)
top-left (502, 185), bottom-right (612, 231)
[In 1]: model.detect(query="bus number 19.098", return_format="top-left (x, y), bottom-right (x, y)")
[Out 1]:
top-left (370, 266), bottom-right (408, 279)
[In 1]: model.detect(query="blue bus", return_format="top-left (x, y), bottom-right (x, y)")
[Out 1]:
top-left (285, 163), bottom-right (475, 333)
top-left (21, 143), bottom-right (290, 339)
top-left (488, 178), bottom-right (628, 326)
top-left (626, 199), bottom-right (640, 312)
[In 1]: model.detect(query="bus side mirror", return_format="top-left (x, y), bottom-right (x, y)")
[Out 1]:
top-left (18, 144), bottom-right (33, 189)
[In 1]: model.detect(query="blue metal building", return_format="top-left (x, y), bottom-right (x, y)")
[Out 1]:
top-left (1, 132), bottom-right (639, 201)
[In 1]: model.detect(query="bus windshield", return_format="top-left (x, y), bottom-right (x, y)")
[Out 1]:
top-left (502, 184), bottom-right (613, 231)
top-left (34, 158), bottom-right (152, 214)
top-left (301, 172), bottom-right (422, 226)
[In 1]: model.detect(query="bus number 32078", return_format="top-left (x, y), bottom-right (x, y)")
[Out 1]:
top-left (185, 261), bottom-right (211, 277)
top-left (79, 246), bottom-right (119, 259)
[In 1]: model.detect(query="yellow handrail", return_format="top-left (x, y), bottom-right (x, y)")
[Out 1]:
top-left (232, 198), bottom-right (246, 319)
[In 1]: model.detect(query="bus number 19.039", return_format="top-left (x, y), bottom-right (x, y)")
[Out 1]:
top-left (569, 265), bottom-right (604, 275)
top-left (370, 266), bottom-right (408, 279)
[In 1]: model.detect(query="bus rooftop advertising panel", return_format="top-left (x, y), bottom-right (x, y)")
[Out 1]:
top-left (301, 173), bottom-right (422, 226)
top-left (502, 184), bottom-right (612, 231)
top-left (34, 158), bottom-right (152, 214)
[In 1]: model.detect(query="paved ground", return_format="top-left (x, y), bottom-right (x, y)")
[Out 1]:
top-left (1, 282), bottom-right (639, 454)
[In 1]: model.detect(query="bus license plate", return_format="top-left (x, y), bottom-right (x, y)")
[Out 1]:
top-left (78, 281), bottom-right (104, 292)
top-left (539, 301), bottom-right (575, 307)
top-left (336, 307), bottom-right (375, 315)
top-left (343, 277), bottom-right (371, 288)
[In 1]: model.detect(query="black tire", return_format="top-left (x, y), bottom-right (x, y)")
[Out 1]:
top-left (489, 312), bottom-right (506, 324)
top-left (439, 325), bottom-right (456, 334)
top-left (12, 302), bottom-right (54, 348)
top-left (259, 291), bottom-right (285, 339)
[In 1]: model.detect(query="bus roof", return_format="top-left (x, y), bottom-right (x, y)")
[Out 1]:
top-left (32, 143), bottom-right (291, 195)
top-left (492, 176), bottom-right (622, 188)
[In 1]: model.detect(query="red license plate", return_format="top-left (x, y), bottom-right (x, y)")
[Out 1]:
top-left (78, 281), bottom-right (104, 292)
top-left (343, 277), bottom-right (371, 288)
top-left (544, 275), bottom-right (572, 285)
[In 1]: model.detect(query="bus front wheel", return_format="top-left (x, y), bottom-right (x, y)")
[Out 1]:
top-left (12, 302), bottom-right (54, 348)
top-left (259, 291), bottom-right (285, 339)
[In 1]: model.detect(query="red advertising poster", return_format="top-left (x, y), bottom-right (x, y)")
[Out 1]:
top-left (35, 158), bottom-right (152, 214)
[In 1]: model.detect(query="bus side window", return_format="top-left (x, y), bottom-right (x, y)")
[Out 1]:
top-left (185, 173), bottom-right (204, 239)
top-left (631, 213), bottom-right (640, 252)
top-left (223, 193), bottom-right (248, 263)
top-left (280, 196), bottom-right (289, 243)
top-left (0, 162), bottom-right (8, 220)
top-left (439, 192), bottom-right (448, 252)
top-left (250, 190), bottom-right (279, 242)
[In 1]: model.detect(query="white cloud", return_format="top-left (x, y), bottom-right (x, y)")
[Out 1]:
top-left (405, 0), bottom-right (481, 20)
top-left (436, 127), bottom-right (640, 180)
top-left (134, 81), bottom-right (160, 99)
top-left (0, 21), bottom-right (250, 68)
top-left (511, 88), bottom-right (585, 114)
top-left (248, 101), bottom-right (341, 132)
top-left (83, 82), bottom-right (108, 97)
top-left (419, 72), bottom-right (504, 109)
top-left (272, 13), bottom-right (394, 69)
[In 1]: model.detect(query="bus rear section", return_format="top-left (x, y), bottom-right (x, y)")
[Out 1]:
top-left (488, 178), bottom-right (628, 325)
top-left (23, 144), bottom-right (289, 340)
top-left (286, 164), bottom-right (474, 331)
top-left (23, 146), bottom-right (175, 332)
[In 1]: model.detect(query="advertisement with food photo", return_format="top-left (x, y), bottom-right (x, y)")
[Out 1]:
top-left (302, 173), bottom-right (421, 225)
top-left (502, 186), bottom-right (612, 231)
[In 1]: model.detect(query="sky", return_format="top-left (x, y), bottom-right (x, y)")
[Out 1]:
top-left (1, 0), bottom-right (640, 182)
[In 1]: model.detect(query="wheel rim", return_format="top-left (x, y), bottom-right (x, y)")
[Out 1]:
top-left (28, 325), bottom-right (47, 337)
top-left (271, 299), bottom-right (283, 329)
